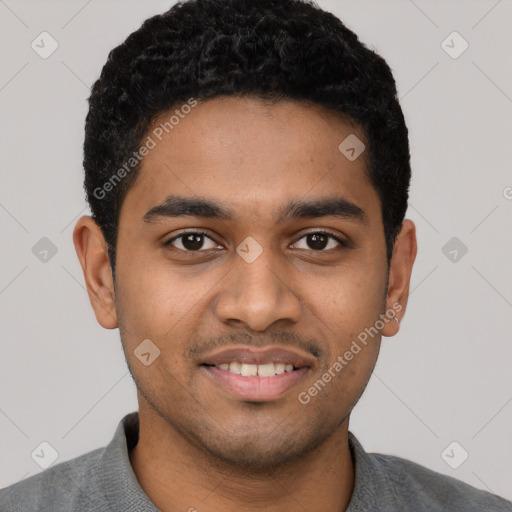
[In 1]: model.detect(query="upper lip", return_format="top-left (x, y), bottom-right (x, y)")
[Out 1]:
top-left (200, 345), bottom-right (315, 368)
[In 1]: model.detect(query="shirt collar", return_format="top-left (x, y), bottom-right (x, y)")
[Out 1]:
top-left (98, 411), bottom-right (160, 511)
top-left (346, 431), bottom-right (400, 510)
top-left (98, 411), bottom-right (397, 511)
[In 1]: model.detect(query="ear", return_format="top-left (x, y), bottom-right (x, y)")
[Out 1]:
top-left (72, 215), bottom-right (118, 329)
top-left (381, 219), bottom-right (417, 337)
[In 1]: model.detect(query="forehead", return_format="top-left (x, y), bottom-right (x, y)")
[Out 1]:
top-left (120, 96), bottom-right (380, 225)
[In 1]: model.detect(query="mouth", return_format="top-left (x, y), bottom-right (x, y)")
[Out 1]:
top-left (199, 346), bottom-right (313, 401)
top-left (201, 361), bottom-right (300, 377)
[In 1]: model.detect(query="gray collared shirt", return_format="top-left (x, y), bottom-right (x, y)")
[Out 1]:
top-left (1, 411), bottom-right (511, 511)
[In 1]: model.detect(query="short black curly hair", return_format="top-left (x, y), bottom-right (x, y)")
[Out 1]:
top-left (84, 0), bottom-right (411, 276)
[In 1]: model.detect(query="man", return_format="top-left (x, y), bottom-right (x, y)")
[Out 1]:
top-left (1, 0), bottom-right (510, 510)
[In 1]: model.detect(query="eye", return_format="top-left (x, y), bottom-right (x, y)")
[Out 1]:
top-left (164, 231), bottom-right (221, 252)
top-left (292, 231), bottom-right (348, 251)
top-left (164, 230), bottom-right (349, 253)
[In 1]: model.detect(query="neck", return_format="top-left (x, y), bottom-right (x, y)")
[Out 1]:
top-left (129, 400), bottom-right (355, 512)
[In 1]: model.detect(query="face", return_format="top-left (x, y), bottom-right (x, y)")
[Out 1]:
top-left (75, 96), bottom-right (415, 469)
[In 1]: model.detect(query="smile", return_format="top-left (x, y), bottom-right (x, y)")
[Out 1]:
top-left (203, 361), bottom-right (296, 377)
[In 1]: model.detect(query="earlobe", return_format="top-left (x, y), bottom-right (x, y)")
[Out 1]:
top-left (381, 219), bottom-right (417, 338)
top-left (72, 216), bottom-right (118, 329)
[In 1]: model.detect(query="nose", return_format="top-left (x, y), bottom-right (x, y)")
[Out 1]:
top-left (214, 249), bottom-right (302, 332)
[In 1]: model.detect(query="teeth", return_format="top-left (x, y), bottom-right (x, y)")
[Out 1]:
top-left (257, 363), bottom-right (276, 377)
top-left (229, 362), bottom-right (242, 374)
top-left (274, 363), bottom-right (285, 374)
top-left (240, 363), bottom-right (258, 377)
top-left (215, 362), bottom-right (298, 377)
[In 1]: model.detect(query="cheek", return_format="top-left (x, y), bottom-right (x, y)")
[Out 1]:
top-left (114, 259), bottom-right (218, 383)
top-left (305, 256), bottom-right (385, 390)
top-left (114, 266), bottom-right (197, 394)
top-left (310, 256), bottom-right (387, 332)
top-left (115, 256), bottom-right (201, 335)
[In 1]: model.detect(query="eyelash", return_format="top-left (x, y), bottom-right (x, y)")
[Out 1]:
top-left (164, 230), bottom-right (349, 252)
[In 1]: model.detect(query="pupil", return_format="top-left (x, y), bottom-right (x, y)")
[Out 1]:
top-left (183, 233), bottom-right (204, 251)
top-left (308, 233), bottom-right (327, 250)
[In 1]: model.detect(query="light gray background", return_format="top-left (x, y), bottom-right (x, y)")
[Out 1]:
top-left (1, 0), bottom-right (511, 501)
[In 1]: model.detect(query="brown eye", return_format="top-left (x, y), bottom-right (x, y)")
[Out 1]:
top-left (292, 232), bottom-right (347, 251)
top-left (165, 232), bottom-right (220, 251)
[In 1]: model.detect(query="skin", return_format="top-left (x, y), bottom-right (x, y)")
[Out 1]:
top-left (73, 96), bottom-right (417, 512)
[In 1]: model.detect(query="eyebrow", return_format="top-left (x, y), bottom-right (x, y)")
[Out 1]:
top-left (142, 194), bottom-right (368, 225)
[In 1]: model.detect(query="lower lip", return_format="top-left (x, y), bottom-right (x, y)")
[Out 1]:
top-left (201, 366), bottom-right (309, 401)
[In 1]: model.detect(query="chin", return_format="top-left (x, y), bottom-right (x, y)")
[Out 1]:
top-left (204, 440), bottom-right (307, 470)
top-left (190, 424), bottom-right (331, 471)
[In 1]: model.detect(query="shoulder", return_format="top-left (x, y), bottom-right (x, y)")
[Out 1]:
top-left (0, 446), bottom-right (105, 511)
top-left (371, 451), bottom-right (512, 511)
